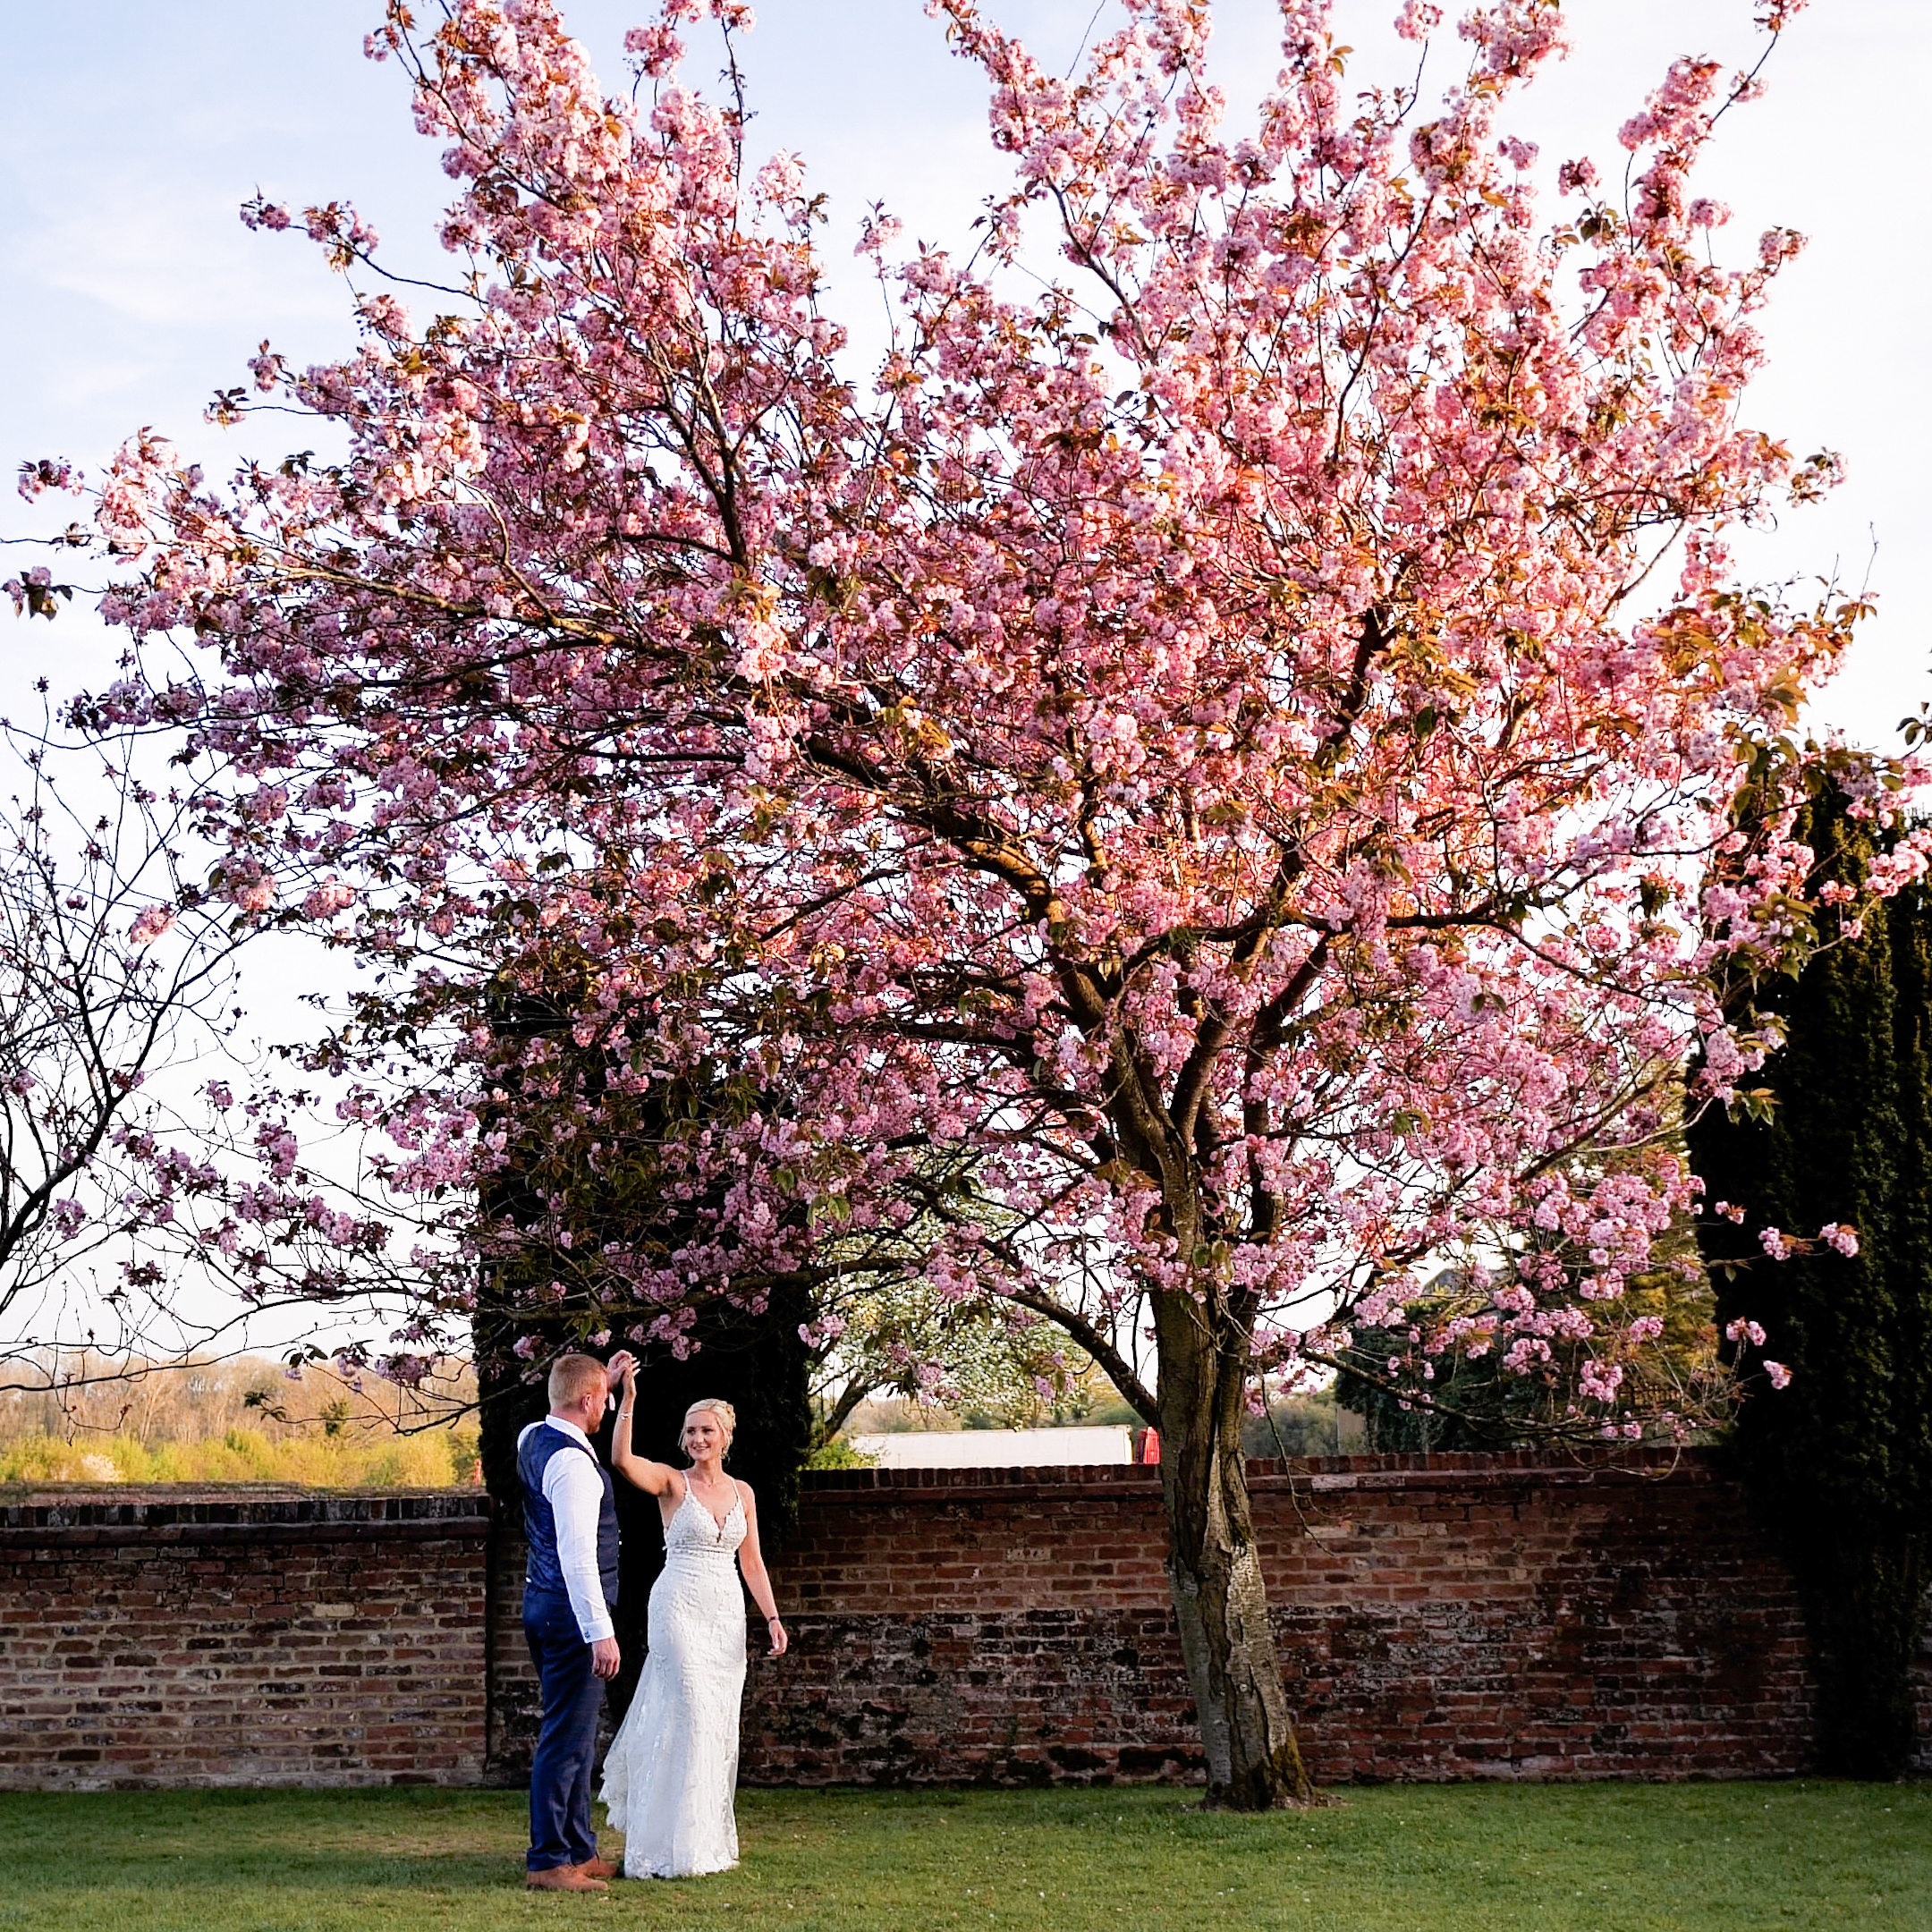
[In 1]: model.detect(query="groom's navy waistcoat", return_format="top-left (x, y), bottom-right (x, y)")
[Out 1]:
top-left (519, 1422), bottom-right (621, 1609)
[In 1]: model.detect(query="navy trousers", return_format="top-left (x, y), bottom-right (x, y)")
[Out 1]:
top-left (523, 1589), bottom-right (605, 1872)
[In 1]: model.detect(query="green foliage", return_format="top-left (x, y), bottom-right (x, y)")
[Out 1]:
top-left (1687, 783), bottom-right (1932, 1778)
top-left (445, 1428), bottom-right (479, 1483)
top-left (1243, 1387), bottom-right (1352, 1459)
top-left (1338, 1333), bottom-right (1536, 1452)
top-left (809, 1272), bottom-right (1080, 1438)
top-left (1334, 1171), bottom-right (1723, 1452)
top-left (801, 1433), bottom-right (880, 1470)
top-left (952, 1357), bottom-right (1134, 1432)
top-left (2, 1784), bottom-right (1930, 1932)
top-left (804, 1162), bottom-right (1104, 1441)
top-left (1338, 1269), bottom-right (1720, 1453)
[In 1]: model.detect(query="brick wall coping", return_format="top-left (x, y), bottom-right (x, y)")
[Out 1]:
top-left (0, 1445), bottom-right (1726, 1530)
top-left (0, 1485), bottom-right (491, 1548)
top-left (796, 1443), bottom-right (1725, 1504)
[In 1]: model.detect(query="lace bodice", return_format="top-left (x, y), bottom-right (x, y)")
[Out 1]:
top-left (662, 1484), bottom-right (746, 1560)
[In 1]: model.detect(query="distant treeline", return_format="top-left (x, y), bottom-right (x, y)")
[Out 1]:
top-left (0, 1352), bottom-right (479, 1487)
top-left (851, 1385), bottom-right (1364, 1460)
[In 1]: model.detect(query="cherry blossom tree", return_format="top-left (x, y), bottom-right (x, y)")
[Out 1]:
top-left (0, 710), bottom-right (256, 1359)
top-left (31, 0), bottom-right (1927, 1804)
top-left (0, 699), bottom-right (461, 1391)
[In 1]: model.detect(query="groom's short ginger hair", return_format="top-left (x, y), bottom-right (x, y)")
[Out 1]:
top-left (547, 1352), bottom-right (609, 1412)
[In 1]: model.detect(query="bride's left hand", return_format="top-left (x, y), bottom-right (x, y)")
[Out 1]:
top-left (766, 1616), bottom-right (789, 1657)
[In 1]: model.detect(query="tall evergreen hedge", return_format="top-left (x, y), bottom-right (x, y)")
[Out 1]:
top-left (473, 977), bottom-right (813, 1717)
top-left (476, 1284), bottom-right (812, 1718)
top-left (1687, 784), bottom-right (1932, 1778)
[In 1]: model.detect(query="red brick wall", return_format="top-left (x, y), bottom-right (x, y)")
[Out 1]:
top-left (6, 1456), bottom-right (1929, 1791)
top-left (725, 1451), bottom-right (1932, 1786)
top-left (0, 1489), bottom-right (489, 1791)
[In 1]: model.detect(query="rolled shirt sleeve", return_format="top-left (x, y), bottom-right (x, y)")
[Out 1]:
top-left (541, 1434), bottom-right (615, 1644)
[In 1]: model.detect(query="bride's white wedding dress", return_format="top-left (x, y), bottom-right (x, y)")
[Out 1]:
top-left (601, 1485), bottom-right (748, 1878)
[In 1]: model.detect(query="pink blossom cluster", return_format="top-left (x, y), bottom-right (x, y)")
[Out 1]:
top-left (17, 457), bottom-right (80, 502)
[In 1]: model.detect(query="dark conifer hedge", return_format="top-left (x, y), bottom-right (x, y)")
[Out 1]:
top-left (476, 1285), bottom-right (812, 1719)
top-left (472, 972), bottom-right (813, 1717)
top-left (1687, 782), bottom-right (1932, 1778)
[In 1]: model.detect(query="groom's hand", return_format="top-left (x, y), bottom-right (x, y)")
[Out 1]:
top-left (591, 1637), bottom-right (621, 1680)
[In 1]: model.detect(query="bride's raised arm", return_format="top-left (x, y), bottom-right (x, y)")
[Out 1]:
top-left (608, 1358), bottom-right (680, 1497)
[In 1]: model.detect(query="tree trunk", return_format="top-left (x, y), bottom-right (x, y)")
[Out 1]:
top-left (1156, 1306), bottom-right (1314, 1808)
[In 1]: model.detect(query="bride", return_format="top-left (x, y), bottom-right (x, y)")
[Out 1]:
top-left (600, 1370), bottom-right (788, 1878)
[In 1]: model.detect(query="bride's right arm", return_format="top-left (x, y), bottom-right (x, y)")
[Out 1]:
top-left (609, 1360), bottom-right (678, 1496)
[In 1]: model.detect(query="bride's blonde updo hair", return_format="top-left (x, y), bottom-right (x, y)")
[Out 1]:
top-left (682, 1398), bottom-right (737, 1450)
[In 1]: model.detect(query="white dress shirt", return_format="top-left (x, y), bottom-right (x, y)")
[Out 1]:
top-left (519, 1415), bottom-right (616, 1644)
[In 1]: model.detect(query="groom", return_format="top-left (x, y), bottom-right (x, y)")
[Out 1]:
top-left (518, 1348), bottom-right (637, 1892)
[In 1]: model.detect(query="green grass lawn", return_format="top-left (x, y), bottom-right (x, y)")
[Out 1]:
top-left (0, 1783), bottom-right (1925, 1932)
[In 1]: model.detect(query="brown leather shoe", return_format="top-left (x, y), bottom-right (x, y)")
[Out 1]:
top-left (575, 1858), bottom-right (622, 1880)
top-left (526, 1865), bottom-right (609, 1893)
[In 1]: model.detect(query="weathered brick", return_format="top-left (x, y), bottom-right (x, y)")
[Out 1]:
top-left (9, 1454), bottom-right (1932, 1792)
top-left (0, 1487), bottom-right (489, 1792)
top-left (705, 1452), bottom-right (1931, 1787)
